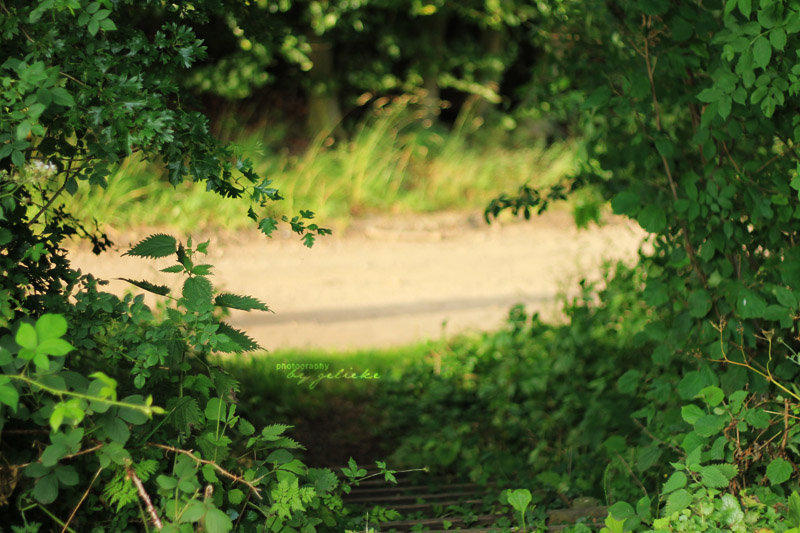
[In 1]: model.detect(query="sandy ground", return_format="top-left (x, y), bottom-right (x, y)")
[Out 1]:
top-left (67, 211), bottom-right (644, 351)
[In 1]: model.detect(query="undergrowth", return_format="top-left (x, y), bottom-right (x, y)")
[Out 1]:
top-left (67, 99), bottom-right (576, 232)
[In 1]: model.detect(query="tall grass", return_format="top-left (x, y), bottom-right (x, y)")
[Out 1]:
top-left (68, 98), bottom-right (575, 232)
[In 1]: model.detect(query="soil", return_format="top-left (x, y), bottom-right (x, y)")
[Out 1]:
top-left (67, 210), bottom-right (644, 351)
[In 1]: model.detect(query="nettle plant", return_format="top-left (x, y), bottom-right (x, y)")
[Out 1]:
top-left (3, 235), bottom-right (398, 530)
top-left (490, 0), bottom-right (800, 527)
top-left (0, 0), bottom-right (380, 530)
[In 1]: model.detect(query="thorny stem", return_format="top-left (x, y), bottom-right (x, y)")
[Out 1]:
top-left (127, 466), bottom-right (163, 530)
top-left (9, 374), bottom-right (163, 414)
top-left (150, 443), bottom-right (263, 500)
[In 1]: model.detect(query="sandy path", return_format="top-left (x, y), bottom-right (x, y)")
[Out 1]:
top-left (68, 211), bottom-right (644, 350)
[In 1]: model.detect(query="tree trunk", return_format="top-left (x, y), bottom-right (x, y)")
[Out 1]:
top-left (420, 14), bottom-right (447, 119)
top-left (306, 38), bottom-right (343, 138)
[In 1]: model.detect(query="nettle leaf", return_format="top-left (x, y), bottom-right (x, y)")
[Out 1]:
top-left (662, 471), bottom-right (687, 493)
top-left (688, 290), bottom-right (712, 318)
top-left (182, 276), bottom-right (213, 310)
top-left (125, 234), bottom-right (177, 259)
top-left (121, 278), bottom-right (171, 297)
top-left (214, 293), bottom-right (270, 312)
top-left (766, 457), bottom-right (793, 485)
top-left (694, 414), bottom-right (728, 437)
top-left (261, 423), bottom-right (292, 441)
top-left (308, 468), bottom-right (338, 494)
top-left (216, 322), bottom-right (259, 352)
top-left (663, 489), bottom-right (692, 517)
top-left (699, 464), bottom-right (732, 488)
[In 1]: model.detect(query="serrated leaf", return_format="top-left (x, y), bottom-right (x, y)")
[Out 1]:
top-left (766, 458), bottom-right (793, 485)
top-left (33, 473), bottom-right (58, 504)
top-left (261, 423), bottom-right (291, 441)
top-left (663, 488), bottom-right (692, 516)
top-left (51, 87), bottom-right (74, 107)
top-left (507, 489), bottom-right (532, 513)
top-left (183, 277), bottom-right (212, 311)
top-left (308, 468), bottom-right (338, 493)
top-left (699, 464), bottom-right (731, 488)
top-left (120, 278), bottom-right (171, 296)
top-left (753, 36), bottom-right (771, 69)
top-left (681, 404), bottom-right (704, 424)
top-left (216, 322), bottom-right (259, 352)
top-left (125, 234), bottom-right (177, 259)
top-left (214, 293), bottom-right (269, 312)
top-left (663, 471), bottom-right (687, 493)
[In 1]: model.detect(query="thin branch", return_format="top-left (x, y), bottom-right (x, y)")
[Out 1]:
top-left (62, 467), bottom-right (103, 533)
top-left (30, 169), bottom-right (73, 224)
top-left (126, 466), bottom-right (163, 530)
top-left (15, 443), bottom-right (104, 469)
top-left (149, 443), bottom-right (262, 500)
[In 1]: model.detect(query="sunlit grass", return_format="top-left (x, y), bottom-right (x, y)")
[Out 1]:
top-left (68, 99), bottom-right (576, 232)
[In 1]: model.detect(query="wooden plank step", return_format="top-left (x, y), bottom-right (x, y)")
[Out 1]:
top-left (348, 482), bottom-right (482, 495)
top-left (345, 490), bottom-right (487, 504)
top-left (379, 513), bottom-right (502, 529)
top-left (389, 499), bottom-right (484, 511)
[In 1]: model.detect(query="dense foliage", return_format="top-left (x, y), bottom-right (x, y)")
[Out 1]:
top-left (482, 0), bottom-right (800, 529)
top-left (0, 1), bottom-right (381, 531)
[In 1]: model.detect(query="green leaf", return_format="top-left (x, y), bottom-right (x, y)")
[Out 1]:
top-left (308, 468), bottom-right (338, 493)
top-left (37, 338), bottom-right (74, 357)
top-left (688, 291), bottom-right (712, 318)
top-left (227, 488), bottom-right (244, 505)
top-left (121, 278), bottom-right (171, 296)
top-left (214, 293), bottom-right (270, 312)
top-left (125, 234), bottom-right (177, 258)
top-left (506, 488), bottom-right (532, 513)
top-left (694, 414), bottom-right (728, 437)
top-left (753, 36), bottom-right (772, 69)
top-left (638, 205), bottom-right (667, 233)
top-left (616, 369), bottom-right (641, 394)
top-left (261, 423), bottom-right (291, 441)
top-left (16, 322), bottom-right (37, 350)
top-left (33, 473), bottom-right (58, 504)
top-left (738, 0), bottom-right (751, 17)
top-left (662, 471), bottom-right (687, 493)
top-left (681, 404), bottom-right (704, 424)
top-left (182, 276), bottom-right (212, 311)
top-left (611, 191), bottom-right (639, 216)
top-left (608, 501), bottom-right (634, 521)
top-left (35, 314), bottom-right (67, 340)
top-left (766, 458), bottom-right (793, 485)
top-left (770, 28), bottom-right (787, 50)
top-left (216, 322), bottom-right (260, 352)
top-left (663, 489), bottom-right (692, 517)
top-left (787, 491), bottom-right (800, 525)
top-left (203, 507), bottom-right (233, 533)
top-left (0, 383), bottom-right (19, 411)
top-left (50, 87), bottom-right (75, 107)
top-left (699, 464), bottom-right (731, 488)
top-left (205, 398), bottom-right (226, 421)
top-left (697, 386), bottom-right (724, 407)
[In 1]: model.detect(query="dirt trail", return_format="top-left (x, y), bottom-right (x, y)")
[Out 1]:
top-left (68, 211), bottom-right (644, 350)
